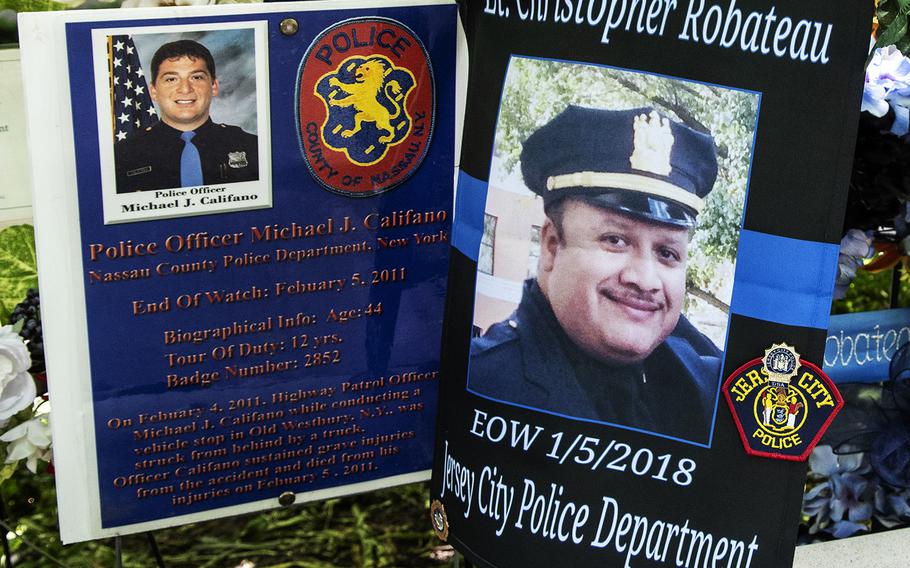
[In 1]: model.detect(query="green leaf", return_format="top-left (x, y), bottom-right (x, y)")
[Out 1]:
top-left (0, 0), bottom-right (72, 12)
top-left (0, 462), bottom-right (17, 484)
top-left (0, 225), bottom-right (37, 323)
top-left (872, 13), bottom-right (909, 64)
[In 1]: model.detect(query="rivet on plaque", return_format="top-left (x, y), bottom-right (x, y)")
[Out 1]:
top-left (278, 491), bottom-right (296, 506)
top-left (279, 18), bottom-right (299, 36)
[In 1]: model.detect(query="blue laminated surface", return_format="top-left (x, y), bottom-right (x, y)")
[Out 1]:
top-left (65, 6), bottom-right (456, 528)
top-left (452, 170), bottom-right (488, 261)
top-left (730, 229), bottom-right (839, 330)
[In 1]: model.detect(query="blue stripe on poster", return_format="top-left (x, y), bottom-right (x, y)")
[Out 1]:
top-left (452, 170), bottom-right (488, 261)
top-left (730, 230), bottom-right (839, 330)
top-left (824, 308), bottom-right (910, 383)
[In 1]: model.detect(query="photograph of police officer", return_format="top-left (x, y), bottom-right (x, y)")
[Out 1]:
top-left (113, 31), bottom-right (259, 194)
top-left (468, 58), bottom-right (759, 445)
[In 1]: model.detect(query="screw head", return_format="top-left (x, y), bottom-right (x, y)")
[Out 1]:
top-left (279, 18), bottom-right (299, 36)
top-left (278, 491), bottom-right (296, 506)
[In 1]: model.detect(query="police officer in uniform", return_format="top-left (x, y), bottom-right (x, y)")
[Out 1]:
top-left (470, 106), bottom-right (722, 443)
top-left (115, 40), bottom-right (258, 193)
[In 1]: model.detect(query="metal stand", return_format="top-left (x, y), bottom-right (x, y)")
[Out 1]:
top-left (891, 263), bottom-right (902, 309)
top-left (0, 490), bottom-right (13, 568)
top-left (146, 532), bottom-right (166, 568)
top-left (113, 536), bottom-right (122, 568)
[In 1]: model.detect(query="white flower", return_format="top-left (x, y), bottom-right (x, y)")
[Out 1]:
top-left (0, 325), bottom-right (34, 424)
top-left (864, 46), bottom-right (910, 135)
top-left (841, 229), bottom-right (874, 260)
top-left (1, 415), bottom-right (52, 474)
top-left (834, 230), bottom-right (875, 300)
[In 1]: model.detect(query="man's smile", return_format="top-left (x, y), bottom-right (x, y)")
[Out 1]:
top-left (601, 287), bottom-right (663, 314)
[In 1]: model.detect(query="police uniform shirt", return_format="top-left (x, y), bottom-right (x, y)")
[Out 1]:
top-left (469, 280), bottom-right (722, 443)
top-left (115, 119), bottom-right (259, 193)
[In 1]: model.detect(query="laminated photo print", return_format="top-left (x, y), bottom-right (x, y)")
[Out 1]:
top-left (467, 57), bottom-right (759, 447)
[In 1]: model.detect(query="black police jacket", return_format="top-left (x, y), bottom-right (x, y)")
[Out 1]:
top-left (469, 280), bottom-right (722, 444)
top-left (114, 119), bottom-right (258, 193)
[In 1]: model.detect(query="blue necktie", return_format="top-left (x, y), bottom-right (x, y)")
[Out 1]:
top-left (180, 131), bottom-right (203, 187)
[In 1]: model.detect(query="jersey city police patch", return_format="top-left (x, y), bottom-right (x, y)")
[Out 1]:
top-left (722, 343), bottom-right (843, 461)
top-left (298, 17), bottom-right (435, 197)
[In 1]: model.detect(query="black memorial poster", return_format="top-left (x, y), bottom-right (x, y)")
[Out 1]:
top-left (431, 0), bottom-right (871, 566)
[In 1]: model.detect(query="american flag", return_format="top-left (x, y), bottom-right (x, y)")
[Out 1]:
top-left (108, 35), bottom-right (158, 142)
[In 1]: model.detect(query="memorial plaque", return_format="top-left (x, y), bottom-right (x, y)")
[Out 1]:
top-left (0, 49), bottom-right (34, 224)
top-left (19, 0), bottom-right (459, 542)
top-left (431, 0), bottom-right (870, 566)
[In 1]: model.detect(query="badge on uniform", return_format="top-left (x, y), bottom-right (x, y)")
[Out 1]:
top-left (228, 151), bottom-right (248, 168)
top-left (723, 343), bottom-right (843, 461)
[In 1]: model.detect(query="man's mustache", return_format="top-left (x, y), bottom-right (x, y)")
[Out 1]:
top-left (600, 287), bottom-right (664, 311)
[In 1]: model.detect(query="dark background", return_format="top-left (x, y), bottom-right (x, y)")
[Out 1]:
top-left (433, 0), bottom-right (871, 566)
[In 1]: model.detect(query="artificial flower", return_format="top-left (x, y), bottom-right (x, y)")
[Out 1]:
top-left (834, 229), bottom-right (875, 300)
top-left (803, 445), bottom-right (874, 538)
top-left (1, 414), bottom-right (51, 474)
top-left (863, 46), bottom-right (910, 135)
top-left (0, 325), bottom-right (34, 424)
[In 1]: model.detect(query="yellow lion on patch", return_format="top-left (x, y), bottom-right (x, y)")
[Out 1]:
top-left (328, 57), bottom-right (405, 144)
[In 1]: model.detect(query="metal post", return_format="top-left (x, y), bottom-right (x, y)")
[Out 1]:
top-left (891, 263), bottom-right (903, 309)
top-left (146, 532), bottom-right (166, 568)
top-left (113, 536), bottom-right (122, 568)
top-left (0, 490), bottom-right (13, 568)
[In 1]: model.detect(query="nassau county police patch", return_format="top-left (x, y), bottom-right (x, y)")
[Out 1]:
top-left (297, 17), bottom-right (435, 197)
top-left (723, 343), bottom-right (843, 461)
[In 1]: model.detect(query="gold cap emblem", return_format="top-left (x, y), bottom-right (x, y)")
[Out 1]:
top-left (630, 110), bottom-right (674, 176)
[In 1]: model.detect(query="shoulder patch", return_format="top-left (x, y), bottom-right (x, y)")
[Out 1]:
top-left (723, 343), bottom-right (842, 462)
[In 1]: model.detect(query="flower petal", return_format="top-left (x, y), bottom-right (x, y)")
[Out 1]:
top-left (0, 372), bottom-right (36, 421)
top-left (809, 446), bottom-right (838, 475)
top-left (830, 520), bottom-right (868, 539)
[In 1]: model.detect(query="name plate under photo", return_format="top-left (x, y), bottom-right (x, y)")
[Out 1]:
top-left (19, 0), bottom-right (459, 542)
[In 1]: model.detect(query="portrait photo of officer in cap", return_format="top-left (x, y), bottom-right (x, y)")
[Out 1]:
top-left (467, 60), bottom-right (759, 444)
top-left (113, 35), bottom-right (259, 194)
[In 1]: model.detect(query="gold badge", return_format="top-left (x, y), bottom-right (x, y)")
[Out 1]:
top-left (228, 151), bottom-right (248, 168)
top-left (630, 110), bottom-right (674, 176)
top-left (762, 343), bottom-right (800, 387)
top-left (430, 499), bottom-right (449, 541)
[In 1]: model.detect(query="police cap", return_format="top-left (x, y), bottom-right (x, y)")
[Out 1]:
top-left (521, 105), bottom-right (718, 228)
